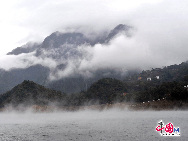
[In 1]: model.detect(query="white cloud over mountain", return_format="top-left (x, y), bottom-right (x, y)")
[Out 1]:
top-left (0, 0), bottom-right (188, 81)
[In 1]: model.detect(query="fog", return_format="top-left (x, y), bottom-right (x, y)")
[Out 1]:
top-left (0, 0), bottom-right (188, 81)
top-left (0, 52), bottom-right (57, 71)
top-left (1, 1), bottom-right (188, 140)
top-left (0, 109), bottom-right (187, 140)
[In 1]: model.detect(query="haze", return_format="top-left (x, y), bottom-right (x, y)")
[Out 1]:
top-left (0, 109), bottom-right (188, 140)
top-left (0, 0), bottom-right (188, 80)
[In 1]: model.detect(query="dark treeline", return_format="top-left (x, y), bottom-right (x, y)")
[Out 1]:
top-left (65, 62), bottom-right (188, 106)
top-left (65, 79), bottom-right (188, 106)
top-left (1, 62), bottom-right (188, 108)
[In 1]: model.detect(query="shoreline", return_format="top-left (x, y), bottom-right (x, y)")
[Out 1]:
top-left (0, 100), bottom-right (188, 112)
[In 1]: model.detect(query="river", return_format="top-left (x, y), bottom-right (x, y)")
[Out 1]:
top-left (0, 109), bottom-right (187, 141)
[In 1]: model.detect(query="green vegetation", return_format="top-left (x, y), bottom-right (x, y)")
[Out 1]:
top-left (0, 62), bottom-right (188, 109)
top-left (123, 61), bottom-right (188, 103)
top-left (0, 80), bottom-right (66, 108)
top-left (86, 78), bottom-right (127, 104)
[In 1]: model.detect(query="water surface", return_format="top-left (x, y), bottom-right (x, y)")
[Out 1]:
top-left (0, 110), bottom-right (187, 141)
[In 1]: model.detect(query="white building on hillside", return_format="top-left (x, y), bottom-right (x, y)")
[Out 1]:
top-left (156, 76), bottom-right (160, 79)
top-left (147, 77), bottom-right (151, 81)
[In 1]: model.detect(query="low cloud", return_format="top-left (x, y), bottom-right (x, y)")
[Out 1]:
top-left (1, 27), bottom-right (188, 81)
top-left (0, 52), bottom-right (57, 71)
top-left (0, 0), bottom-right (188, 81)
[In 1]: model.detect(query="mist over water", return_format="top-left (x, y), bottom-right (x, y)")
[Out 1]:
top-left (0, 109), bottom-right (187, 141)
top-left (0, 1), bottom-right (188, 140)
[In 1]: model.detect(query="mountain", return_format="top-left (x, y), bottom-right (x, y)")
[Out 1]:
top-left (41, 32), bottom-right (91, 49)
top-left (0, 24), bottom-right (133, 94)
top-left (0, 65), bottom-right (50, 94)
top-left (0, 78), bottom-right (127, 109)
top-left (124, 61), bottom-right (188, 82)
top-left (0, 80), bottom-right (65, 108)
top-left (86, 78), bottom-right (127, 104)
top-left (7, 24), bottom-right (132, 55)
top-left (7, 42), bottom-right (40, 55)
top-left (1, 61), bottom-right (188, 110)
top-left (122, 61), bottom-right (188, 102)
top-left (105, 24), bottom-right (132, 43)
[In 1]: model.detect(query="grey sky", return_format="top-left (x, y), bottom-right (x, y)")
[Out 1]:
top-left (0, 0), bottom-right (188, 80)
top-left (0, 0), bottom-right (163, 55)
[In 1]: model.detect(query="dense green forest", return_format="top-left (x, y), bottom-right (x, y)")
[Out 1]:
top-left (0, 62), bottom-right (188, 109)
top-left (123, 61), bottom-right (188, 102)
top-left (66, 61), bottom-right (188, 105)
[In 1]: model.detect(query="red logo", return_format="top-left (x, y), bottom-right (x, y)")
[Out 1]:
top-left (155, 120), bottom-right (180, 136)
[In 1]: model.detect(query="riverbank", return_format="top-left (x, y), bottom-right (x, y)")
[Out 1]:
top-left (1, 99), bottom-right (188, 112)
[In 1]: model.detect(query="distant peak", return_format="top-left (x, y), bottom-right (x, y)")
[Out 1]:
top-left (41, 31), bottom-right (89, 49)
top-left (106, 24), bottom-right (132, 42)
top-left (22, 80), bottom-right (35, 84)
top-left (114, 24), bottom-right (131, 30)
top-left (21, 80), bottom-right (37, 87)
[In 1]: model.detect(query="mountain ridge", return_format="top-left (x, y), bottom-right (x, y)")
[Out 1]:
top-left (0, 24), bottom-right (133, 94)
top-left (7, 24), bottom-right (132, 55)
top-left (0, 80), bottom-right (65, 108)
top-left (1, 61), bottom-right (188, 110)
